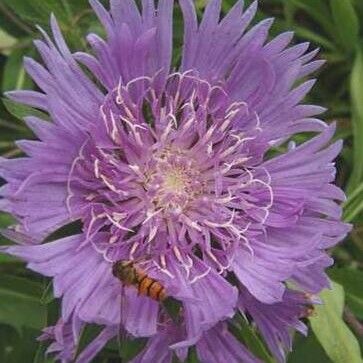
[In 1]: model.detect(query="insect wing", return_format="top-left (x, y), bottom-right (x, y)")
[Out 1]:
top-left (117, 281), bottom-right (128, 359)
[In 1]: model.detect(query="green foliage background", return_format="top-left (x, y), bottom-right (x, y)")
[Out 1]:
top-left (0, 0), bottom-right (362, 362)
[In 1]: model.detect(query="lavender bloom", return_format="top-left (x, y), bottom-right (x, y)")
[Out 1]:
top-left (39, 317), bottom-right (117, 363)
top-left (38, 318), bottom-right (80, 363)
top-left (131, 321), bottom-right (261, 363)
top-left (0, 0), bottom-right (350, 362)
top-left (239, 288), bottom-right (320, 362)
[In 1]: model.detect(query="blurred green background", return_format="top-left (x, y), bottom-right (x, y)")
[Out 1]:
top-left (0, 0), bottom-right (362, 362)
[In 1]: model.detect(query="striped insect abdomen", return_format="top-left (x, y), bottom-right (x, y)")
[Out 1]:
top-left (112, 260), bottom-right (167, 301)
top-left (136, 270), bottom-right (167, 301)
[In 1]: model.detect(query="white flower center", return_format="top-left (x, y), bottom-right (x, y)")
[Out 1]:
top-left (163, 168), bottom-right (188, 193)
top-left (145, 149), bottom-right (205, 215)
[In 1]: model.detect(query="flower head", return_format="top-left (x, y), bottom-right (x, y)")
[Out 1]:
top-left (0, 0), bottom-right (350, 362)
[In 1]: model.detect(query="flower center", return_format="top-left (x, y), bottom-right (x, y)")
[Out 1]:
top-left (67, 71), bottom-right (273, 268)
top-left (163, 169), bottom-right (187, 193)
top-left (145, 149), bottom-right (205, 215)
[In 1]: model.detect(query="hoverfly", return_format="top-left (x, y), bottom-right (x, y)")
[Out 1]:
top-left (112, 259), bottom-right (166, 354)
top-left (112, 257), bottom-right (181, 345)
top-left (112, 259), bottom-right (167, 301)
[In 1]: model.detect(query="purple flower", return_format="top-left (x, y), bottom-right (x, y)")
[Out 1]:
top-left (131, 321), bottom-right (261, 363)
top-left (0, 0), bottom-right (350, 362)
top-left (39, 316), bottom-right (117, 363)
top-left (239, 288), bottom-right (321, 362)
top-left (38, 318), bottom-right (80, 363)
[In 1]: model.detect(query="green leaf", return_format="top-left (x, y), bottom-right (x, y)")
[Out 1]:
top-left (117, 338), bottom-right (146, 362)
top-left (33, 341), bottom-right (55, 363)
top-left (163, 297), bottom-right (182, 323)
top-left (288, 0), bottom-right (335, 39)
top-left (0, 28), bottom-right (16, 55)
top-left (40, 281), bottom-right (55, 305)
top-left (0, 5), bottom-right (31, 38)
top-left (64, 0), bottom-right (90, 14)
top-left (2, 47), bottom-right (34, 92)
top-left (2, 0), bottom-right (69, 26)
top-left (0, 213), bottom-right (21, 247)
top-left (343, 182), bottom-right (363, 222)
top-left (0, 254), bottom-right (19, 263)
top-left (2, 98), bottom-right (49, 121)
top-left (344, 198), bottom-right (363, 222)
top-left (310, 282), bottom-right (362, 363)
top-left (0, 274), bottom-right (47, 331)
top-left (0, 325), bottom-right (42, 363)
top-left (330, 0), bottom-right (359, 52)
top-left (0, 212), bottom-right (15, 228)
top-left (0, 324), bottom-right (19, 363)
top-left (292, 26), bottom-right (336, 50)
top-left (230, 314), bottom-right (274, 363)
top-left (347, 50), bottom-right (363, 195)
top-left (288, 333), bottom-right (332, 363)
top-left (330, 268), bottom-right (363, 319)
top-left (186, 348), bottom-right (199, 363)
top-left (0, 212), bottom-right (17, 248)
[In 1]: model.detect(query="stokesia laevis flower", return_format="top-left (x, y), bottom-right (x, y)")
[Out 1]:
top-left (0, 0), bottom-right (351, 362)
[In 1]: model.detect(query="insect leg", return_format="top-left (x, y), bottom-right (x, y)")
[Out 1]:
top-left (117, 283), bottom-right (128, 361)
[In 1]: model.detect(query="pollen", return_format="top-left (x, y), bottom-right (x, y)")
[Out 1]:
top-left (163, 168), bottom-right (187, 193)
top-left (144, 149), bottom-right (205, 215)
